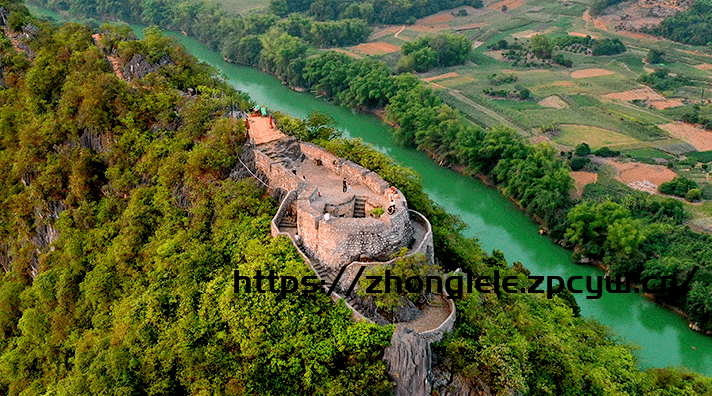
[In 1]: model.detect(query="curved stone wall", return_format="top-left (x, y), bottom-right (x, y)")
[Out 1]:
top-left (340, 209), bottom-right (433, 287)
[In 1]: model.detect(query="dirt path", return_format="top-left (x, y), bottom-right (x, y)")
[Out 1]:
top-left (394, 25), bottom-right (406, 39)
top-left (92, 34), bottom-right (124, 80)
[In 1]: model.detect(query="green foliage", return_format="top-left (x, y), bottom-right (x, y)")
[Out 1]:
top-left (369, 207), bottom-right (384, 217)
top-left (0, 23), bottom-right (394, 395)
top-left (647, 1), bottom-right (712, 45)
top-left (638, 68), bottom-right (692, 92)
top-left (593, 146), bottom-right (620, 157)
top-left (574, 142), bottom-right (591, 157)
top-left (686, 188), bottom-right (702, 202)
top-left (399, 33), bottom-right (472, 73)
top-left (590, 38), bottom-right (626, 56)
top-left (529, 34), bottom-right (553, 59)
top-left (358, 249), bottom-right (438, 314)
top-left (570, 156), bottom-right (590, 171)
top-left (659, 176), bottom-right (698, 197)
top-left (590, 0), bottom-right (628, 16)
top-left (646, 49), bottom-right (665, 65)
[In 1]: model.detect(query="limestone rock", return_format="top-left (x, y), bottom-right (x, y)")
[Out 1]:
top-left (394, 297), bottom-right (420, 322)
top-left (383, 326), bottom-right (432, 396)
top-left (123, 54), bottom-right (174, 81)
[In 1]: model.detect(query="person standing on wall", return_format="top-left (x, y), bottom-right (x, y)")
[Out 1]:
top-left (387, 186), bottom-right (397, 214)
top-left (343, 178), bottom-right (347, 193)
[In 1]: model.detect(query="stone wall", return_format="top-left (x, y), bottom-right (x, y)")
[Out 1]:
top-left (340, 210), bottom-right (433, 287)
top-left (313, 206), bottom-right (413, 268)
top-left (271, 189), bottom-right (298, 237)
top-left (253, 148), bottom-right (299, 192)
top-left (419, 298), bottom-right (456, 344)
top-left (409, 210), bottom-right (434, 263)
top-left (300, 142), bottom-right (390, 195)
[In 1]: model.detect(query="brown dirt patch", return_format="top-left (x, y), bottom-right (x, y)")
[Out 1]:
top-left (695, 63), bottom-right (712, 71)
top-left (539, 95), bottom-right (569, 109)
top-left (650, 99), bottom-right (684, 110)
top-left (571, 68), bottom-right (615, 79)
top-left (607, 159), bottom-right (677, 193)
top-left (570, 171), bottom-right (598, 199)
top-left (487, 0), bottom-right (526, 11)
top-left (529, 135), bottom-right (555, 145)
top-left (659, 122), bottom-right (712, 151)
top-left (604, 87), bottom-right (664, 101)
top-left (422, 72), bottom-right (459, 82)
top-left (352, 42), bottom-right (401, 55)
top-left (593, 19), bottom-right (609, 31)
top-left (681, 49), bottom-right (712, 58)
top-left (418, 13), bottom-right (455, 25)
top-left (248, 115), bottom-right (286, 145)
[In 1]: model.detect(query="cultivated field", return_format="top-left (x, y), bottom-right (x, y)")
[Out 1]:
top-left (343, 0), bottom-right (712, 215)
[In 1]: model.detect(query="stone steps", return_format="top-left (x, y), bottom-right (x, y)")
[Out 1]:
top-left (279, 219), bottom-right (297, 228)
top-left (354, 196), bottom-right (367, 218)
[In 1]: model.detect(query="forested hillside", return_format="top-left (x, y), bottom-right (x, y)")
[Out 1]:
top-left (0, 12), bottom-right (394, 395)
top-left (647, 0), bottom-right (712, 46)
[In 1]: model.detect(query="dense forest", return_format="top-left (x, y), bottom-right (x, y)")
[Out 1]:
top-left (646, 0), bottom-right (712, 46)
top-left (2, 0), bottom-right (712, 394)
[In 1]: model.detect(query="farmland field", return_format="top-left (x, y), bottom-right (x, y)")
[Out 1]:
top-left (334, 0), bottom-right (712, 221)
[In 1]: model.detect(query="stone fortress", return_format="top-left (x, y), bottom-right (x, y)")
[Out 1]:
top-left (234, 113), bottom-right (455, 396)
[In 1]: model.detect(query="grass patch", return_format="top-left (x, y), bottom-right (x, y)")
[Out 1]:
top-left (626, 147), bottom-right (676, 164)
top-left (554, 124), bottom-right (642, 148)
top-left (439, 91), bottom-right (502, 129)
top-left (567, 94), bottom-right (601, 107)
top-left (582, 164), bottom-right (634, 201)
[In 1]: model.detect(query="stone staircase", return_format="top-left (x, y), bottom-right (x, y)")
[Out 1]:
top-left (311, 259), bottom-right (336, 287)
top-left (279, 217), bottom-right (297, 228)
top-left (354, 196), bottom-right (367, 218)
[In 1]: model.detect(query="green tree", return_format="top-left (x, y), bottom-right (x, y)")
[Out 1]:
top-left (529, 34), bottom-right (553, 59)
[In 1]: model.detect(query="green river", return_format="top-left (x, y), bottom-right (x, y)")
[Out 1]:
top-left (26, 4), bottom-right (712, 376)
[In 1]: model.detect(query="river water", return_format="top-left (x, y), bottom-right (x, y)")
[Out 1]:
top-left (27, 4), bottom-right (712, 375)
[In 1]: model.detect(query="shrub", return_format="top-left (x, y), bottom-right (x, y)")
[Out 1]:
top-left (571, 157), bottom-right (590, 171)
top-left (575, 143), bottom-right (591, 157)
top-left (686, 188), bottom-right (702, 202)
top-left (593, 147), bottom-right (620, 157)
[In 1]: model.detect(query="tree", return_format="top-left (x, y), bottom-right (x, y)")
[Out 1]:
top-left (529, 34), bottom-right (553, 59)
top-left (574, 142), bottom-right (591, 157)
top-left (518, 88), bottom-right (530, 100)
top-left (646, 49), bottom-right (665, 64)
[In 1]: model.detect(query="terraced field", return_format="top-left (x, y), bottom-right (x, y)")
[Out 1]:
top-left (336, 0), bottom-right (712, 224)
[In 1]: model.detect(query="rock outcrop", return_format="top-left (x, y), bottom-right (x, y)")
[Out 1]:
top-left (123, 53), bottom-right (173, 81)
top-left (383, 326), bottom-right (432, 396)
